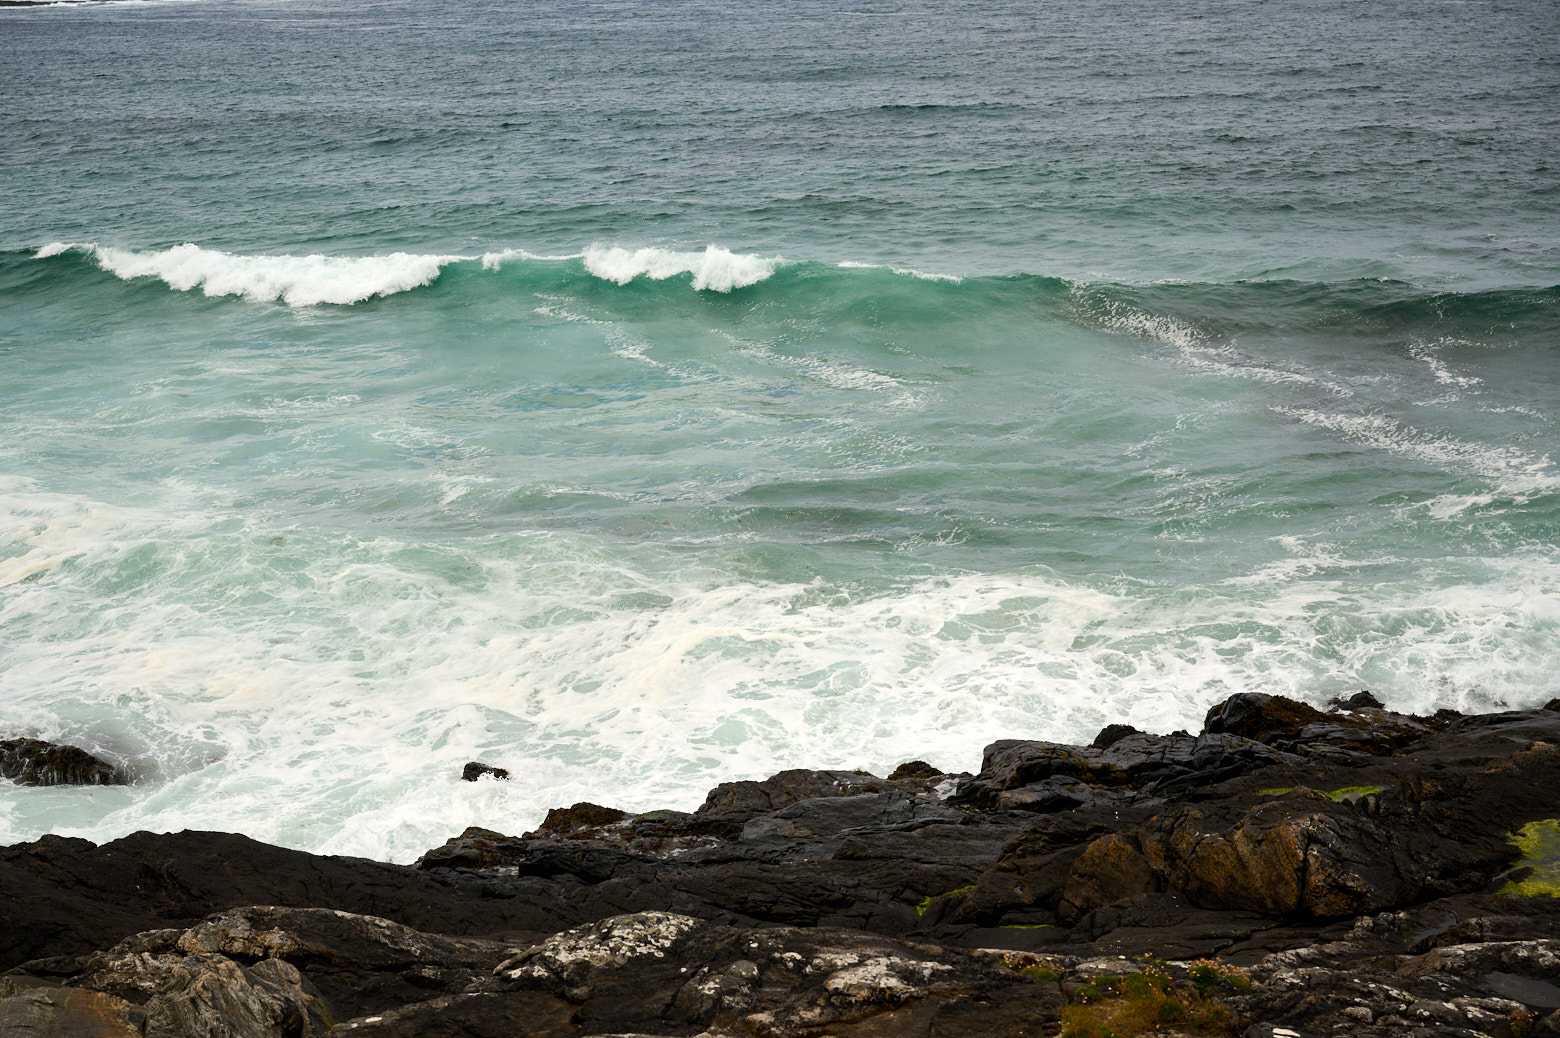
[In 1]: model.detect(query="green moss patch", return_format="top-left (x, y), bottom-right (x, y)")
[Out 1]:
top-left (1255, 785), bottom-right (1385, 802)
top-left (1060, 968), bottom-right (1238, 1037)
top-left (916, 885), bottom-right (975, 916)
top-left (1501, 819), bottom-right (1560, 897)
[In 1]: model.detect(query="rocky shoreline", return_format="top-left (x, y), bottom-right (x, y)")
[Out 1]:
top-left (2, 692), bottom-right (1558, 1037)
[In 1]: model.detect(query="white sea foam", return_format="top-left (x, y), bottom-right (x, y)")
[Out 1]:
top-left (1275, 405), bottom-right (1560, 498)
top-left (479, 247), bottom-right (582, 269)
top-left (582, 245), bottom-right (779, 292)
top-left (3, 478), bottom-right (1559, 862)
top-left (38, 242), bottom-right (459, 306)
top-left (1408, 338), bottom-right (1483, 390)
top-left (836, 260), bottom-right (963, 283)
top-left (1087, 297), bottom-right (1352, 396)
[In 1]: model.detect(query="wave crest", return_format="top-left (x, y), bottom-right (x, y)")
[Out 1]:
top-left (37, 242), bottom-right (458, 306)
top-left (581, 245), bottom-right (778, 292)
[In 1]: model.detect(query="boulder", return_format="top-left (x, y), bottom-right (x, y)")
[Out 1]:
top-left (886, 760), bottom-right (943, 782)
top-left (0, 738), bottom-right (123, 786)
top-left (693, 769), bottom-right (892, 823)
top-left (30, 947), bottom-right (335, 1038)
top-left (1089, 723), bottom-right (1140, 749)
top-left (1330, 690), bottom-right (1385, 711)
top-left (1203, 693), bottom-right (1331, 743)
top-left (529, 802), bottom-right (628, 837)
top-left (460, 762), bottom-right (509, 782)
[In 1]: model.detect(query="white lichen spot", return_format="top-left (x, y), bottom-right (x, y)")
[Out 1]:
top-left (822, 956), bottom-right (952, 1001)
top-left (504, 912), bottom-right (699, 980)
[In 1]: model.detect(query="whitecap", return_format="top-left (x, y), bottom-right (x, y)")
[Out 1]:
top-left (582, 245), bottom-right (779, 292)
top-left (39, 242), bottom-right (460, 306)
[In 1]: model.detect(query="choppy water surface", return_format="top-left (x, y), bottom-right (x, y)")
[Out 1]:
top-left (1, 0), bottom-right (1557, 861)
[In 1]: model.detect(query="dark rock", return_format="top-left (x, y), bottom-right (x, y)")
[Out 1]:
top-left (460, 762), bottom-right (509, 782)
top-left (1330, 690), bottom-right (1385, 711)
top-left (5, 694), bottom-right (1560, 1038)
top-left (1203, 692), bottom-right (1331, 743)
top-left (1545, 698), bottom-right (1560, 713)
top-left (694, 768), bottom-right (889, 823)
top-left (460, 911), bottom-right (1063, 1037)
top-left (1090, 722), bottom-right (1140, 749)
top-left (887, 759), bottom-right (942, 781)
top-left (0, 830), bottom-right (573, 972)
top-left (529, 802), bottom-right (628, 837)
top-left (954, 730), bottom-right (1304, 811)
top-left (164, 905), bottom-right (519, 1020)
top-left (0, 738), bottom-right (123, 787)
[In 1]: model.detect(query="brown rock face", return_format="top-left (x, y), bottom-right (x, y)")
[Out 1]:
top-left (0, 986), bottom-right (145, 1038)
top-left (1059, 785), bottom-right (1518, 922)
top-left (1059, 833), bottom-right (1158, 919)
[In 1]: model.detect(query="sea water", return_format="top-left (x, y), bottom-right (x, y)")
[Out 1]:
top-left (1, 0), bottom-right (1557, 862)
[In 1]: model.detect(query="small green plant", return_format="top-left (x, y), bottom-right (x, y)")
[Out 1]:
top-left (1189, 962), bottom-right (1219, 996)
top-left (1058, 966), bottom-right (1238, 1037)
top-left (1001, 950), bottom-right (1063, 983)
top-left (914, 884), bottom-right (975, 916)
top-left (1510, 1006), bottom-right (1536, 1037)
top-left (1188, 958), bottom-right (1252, 994)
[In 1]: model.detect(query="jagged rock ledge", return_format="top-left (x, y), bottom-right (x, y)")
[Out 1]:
top-left (2, 692), bottom-right (1558, 1037)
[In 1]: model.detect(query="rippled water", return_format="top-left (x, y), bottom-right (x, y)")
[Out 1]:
top-left (1, 0), bottom-right (1557, 861)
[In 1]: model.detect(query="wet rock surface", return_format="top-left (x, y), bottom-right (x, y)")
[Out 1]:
top-left (0, 737), bottom-right (123, 787)
top-left (3, 692), bottom-right (1558, 1035)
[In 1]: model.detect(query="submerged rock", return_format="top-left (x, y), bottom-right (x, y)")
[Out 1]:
top-left (0, 738), bottom-right (123, 787)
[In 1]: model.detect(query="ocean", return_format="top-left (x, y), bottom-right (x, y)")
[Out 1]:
top-left (1, 0), bottom-right (1557, 863)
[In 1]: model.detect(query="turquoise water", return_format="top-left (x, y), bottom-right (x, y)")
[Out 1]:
top-left (2, 0), bottom-right (1557, 862)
